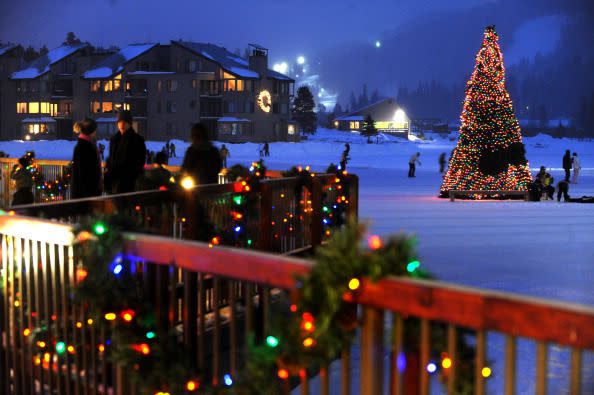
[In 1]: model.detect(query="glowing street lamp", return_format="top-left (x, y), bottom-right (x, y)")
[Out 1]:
top-left (297, 55), bottom-right (306, 65)
top-left (375, 40), bottom-right (382, 48)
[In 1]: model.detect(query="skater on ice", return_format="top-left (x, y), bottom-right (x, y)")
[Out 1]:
top-left (408, 152), bottom-right (421, 178)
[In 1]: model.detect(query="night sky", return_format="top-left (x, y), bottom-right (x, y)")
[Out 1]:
top-left (1, 0), bottom-right (593, 108)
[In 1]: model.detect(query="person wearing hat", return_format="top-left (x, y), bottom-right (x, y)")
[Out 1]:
top-left (71, 118), bottom-right (102, 198)
top-left (105, 110), bottom-right (147, 193)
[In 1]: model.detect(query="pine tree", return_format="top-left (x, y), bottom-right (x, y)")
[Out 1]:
top-left (292, 86), bottom-right (317, 134)
top-left (39, 45), bottom-right (49, 56)
top-left (64, 32), bottom-right (82, 46)
top-left (361, 114), bottom-right (378, 143)
top-left (334, 102), bottom-right (344, 116)
top-left (349, 91), bottom-right (357, 113)
top-left (23, 46), bottom-right (39, 62)
top-left (440, 26), bottom-right (532, 196)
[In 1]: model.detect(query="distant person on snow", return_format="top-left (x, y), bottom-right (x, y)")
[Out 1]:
top-left (439, 152), bottom-right (447, 173)
top-left (98, 143), bottom-right (106, 161)
top-left (536, 166), bottom-right (554, 200)
top-left (71, 118), bottom-right (102, 199)
top-left (170, 142), bottom-right (176, 158)
top-left (220, 144), bottom-right (230, 168)
top-left (557, 179), bottom-right (570, 202)
top-left (408, 152), bottom-right (421, 177)
top-left (263, 142), bottom-right (270, 157)
top-left (344, 143), bottom-right (351, 156)
top-left (181, 123), bottom-right (222, 185)
top-left (571, 152), bottom-right (581, 184)
top-left (562, 150), bottom-right (572, 181)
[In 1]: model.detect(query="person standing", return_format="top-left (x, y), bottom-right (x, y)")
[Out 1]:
top-left (11, 155), bottom-right (35, 206)
top-left (170, 142), bottom-right (176, 158)
top-left (105, 110), bottom-right (146, 194)
top-left (562, 150), bottom-right (572, 181)
top-left (439, 152), bottom-right (447, 173)
top-left (344, 143), bottom-right (351, 156)
top-left (408, 152), bottom-right (421, 177)
top-left (263, 142), bottom-right (270, 157)
top-left (557, 179), bottom-right (570, 202)
top-left (71, 118), bottom-right (102, 199)
top-left (220, 144), bottom-right (230, 168)
top-left (181, 123), bottom-right (222, 185)
top-left (98, 143), bottom-right (106, 161)
top-left (571, 152), bottom-right (581, 184)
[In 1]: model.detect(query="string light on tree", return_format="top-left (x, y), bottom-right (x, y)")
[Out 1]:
top-left (440, 26), bottom-right (532, 197)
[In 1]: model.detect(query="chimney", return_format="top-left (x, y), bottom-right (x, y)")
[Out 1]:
top-left (248, 44), bottom-right (268, 76)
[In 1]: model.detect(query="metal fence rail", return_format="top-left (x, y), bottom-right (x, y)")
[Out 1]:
top-left (1, 215), bottom-right (593, 395)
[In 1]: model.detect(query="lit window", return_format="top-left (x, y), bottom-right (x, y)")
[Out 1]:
top-left (91, 81), bottom-right (101, 92)
top-left (91, 102), bottom-right (101, 113)
top-left (102, 102), bottom-right (113, 113)
top-left (51, 104), bottom-right (57, 116)
top-left (40, 102), bottom-right (50, 114)
top-left (349, 121), bottom-right (360, 129)
top-left (167, 80), bottom-right (178, 93)
top-left (226, 80), bottom-right (236, 92)
top-left (333, 121), bottom-right (339, 128)
top-left (123, 103), bottom-right (130, 111)
top-left (16, 103), bottom-right (27, 114)
top-left (237, 80), bottom-right (244, 91)
top-left (113, 79), bottom-right (121, 91)
top-left (29, 102), bottom-right (40, 114)
top-left (288, 124), bottom-right (296, 135)
top-left (223, 72), bottom-right (235, 80)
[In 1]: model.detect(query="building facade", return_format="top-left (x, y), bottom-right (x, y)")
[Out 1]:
top-left (1, 40), bottom-right (296, 142)
top-left (0, 45), bottom-right (23, 140)
top-left (11, 44), bottom-right (112, 140)
top-left (334, 98), bottom-right (411, 139)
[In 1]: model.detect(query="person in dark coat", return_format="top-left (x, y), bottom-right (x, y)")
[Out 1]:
top-left (181, 123), bottom-right (222, 185)
top-left (562, 150), bottom-right (572, 181)
top-left (11, 155), bottom-right (35, 206)
top-left (557, 179), bottom-right (570, 202)
top-left (105, 110), bottom-right (147, 194)
top-left (71, 118), bottom-right (102, 199)
top-left (439, 152), bottom-right (447, 173)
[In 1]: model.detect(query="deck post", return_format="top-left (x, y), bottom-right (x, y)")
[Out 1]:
top-left (310, 177), bottom-right (323, 249)
top-left (360, 306), bottom-right (384, 395)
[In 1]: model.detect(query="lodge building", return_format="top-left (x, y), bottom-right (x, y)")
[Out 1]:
top-left (0, 41), bottom-right (296, 142)
top-left (333, 98), bottom-right (411, 139)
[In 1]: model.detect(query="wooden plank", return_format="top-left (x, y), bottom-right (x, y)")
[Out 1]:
top-left (360, 307), bottom-right (384, 395)
top-left (570, 348), bottom-right (582, 395)
top-left (447, 325), bottom-right (457, 395)
top-left (475, 330), bottom-right (486, 395)
top-left (355, 277), bottom-right (594, 350)
top-left (535, 342), bottom-right (547, 395)
top-left (419, 319), bottom-right (430, 395)
top-left (504, 335), bottom-right (516, 395)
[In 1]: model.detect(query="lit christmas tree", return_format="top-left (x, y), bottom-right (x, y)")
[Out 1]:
top-left (440, 26), bottom-right (532, 197)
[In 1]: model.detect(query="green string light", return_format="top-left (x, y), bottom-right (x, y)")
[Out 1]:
top-left (93, 222), bottom-right (107, 235)
top-left (266, 336), bottom-right (279, 348)
top-left (407, 260), bottom-right (421, 273)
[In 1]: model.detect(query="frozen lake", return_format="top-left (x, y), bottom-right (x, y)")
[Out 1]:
top-left (2, 129), bottom-right (593, 393)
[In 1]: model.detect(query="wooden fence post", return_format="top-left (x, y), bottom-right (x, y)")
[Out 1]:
top-left (347, 175), bottom-right (359, 223)
top-left (258, 183), bottom-right (272, 251)
top-left (360, 306), bottom-right (384, 395)
top-left (310, 177), bottom-right (323, 249)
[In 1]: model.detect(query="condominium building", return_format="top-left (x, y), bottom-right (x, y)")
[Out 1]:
top-left (11, 44), bottom-right (112, 140)
top-left (0, 44), bottom-right (23, 140)
top-left (2, 40), bottom-right (297, 142)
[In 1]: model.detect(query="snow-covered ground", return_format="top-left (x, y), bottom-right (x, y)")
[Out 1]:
top-left (2, 129), bottom-right (593, 393)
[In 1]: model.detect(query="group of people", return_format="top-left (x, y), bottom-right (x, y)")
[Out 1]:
top-left (258, 142), bottom-right (270, 158)
top-left (530, 150), bottom-right (582, 202)
top-left (10, 110), bottom-right (223, 205)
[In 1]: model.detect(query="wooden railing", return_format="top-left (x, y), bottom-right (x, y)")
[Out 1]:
top-left (1, 215), bottom-right (593, 395)
top-left (10, 171), bottom-right (358, 256)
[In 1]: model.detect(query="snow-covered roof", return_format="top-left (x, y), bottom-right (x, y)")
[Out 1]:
top-left (12, 44), bottom-right (88, 79)
top-left (217, 117), bottom-right (252, 123)
top-left (22, 117), bottom-right (56, 123)
top-left (175, 41), bottom-right (294, 81)
top-left (336, 115), bottom-right (364, 121)
top-left (83, 43), bottom-right (158, 79)
top-left (0, 44), bottom-right (18, 57)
